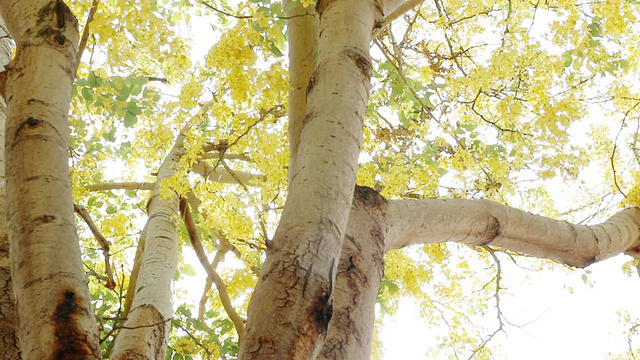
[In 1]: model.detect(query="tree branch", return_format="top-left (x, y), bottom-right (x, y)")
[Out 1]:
top-left (378, 0), bottom-right (424, 31)
top-left (178, 198), bottom-right (245, 338)
top-left (74, 203), bottom-right (116, 289)
top-left (76, 0), bottom-right (100, 69)
top-left (385, 198), bottom-right (640, 267)
top-left (86, 182), bottom-right (155, 192)
top-left (191, 159), bottom-right (264, 186)
top-left (122, 225), bottom-right (146, 319)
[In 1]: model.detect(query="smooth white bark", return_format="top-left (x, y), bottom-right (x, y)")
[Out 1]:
top-left (0, 14), bottom-right (19, 360)
top-left (240, 0), bottom-right (382, 358)
top-left (1, 1), bottom-right (101, 358)
top-left (385, 198), bottom-right (640, 267)
top-left (285, 0), bottom-right (318, 182)
top-left (111, 128), bottom-right (188, 359)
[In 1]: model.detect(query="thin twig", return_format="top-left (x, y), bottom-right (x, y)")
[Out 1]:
top-left (74, 203), bottom-right (115, 289)
top-left (198, 0), bottom-right (253, 19)
top-left (467, 247), bottom-right (506, 359)
top-left (172, 319), bottom-right (215, 358)
top-left (611, 120), bottom-right (628, 198)
top-left (76, 0), bottom-right (100, 70)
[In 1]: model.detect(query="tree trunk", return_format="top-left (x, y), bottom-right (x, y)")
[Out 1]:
top-left (0, 1), bottom-right (101, 358)
top-left (0, 14), bottom-right (20, 360)
top-left (111, 127), bottom-right (188, 359)
top-left (319, 186), bottom-right (386, 360)
top-left (239, 0), bottom-right (382, 357)
top-left (285, 0), bottom-right (318, 180)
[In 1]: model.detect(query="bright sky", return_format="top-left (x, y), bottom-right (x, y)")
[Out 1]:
top-left (380, 254), bottom-right (640, 359)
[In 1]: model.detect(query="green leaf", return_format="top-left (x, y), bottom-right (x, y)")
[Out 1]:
top-left (562, 51), bottom-right (573, 67)
top-left (117, 86), bottom-right (132, 101)
top-left (129, 77), bottom-right (148, 96)
top-left (103, 128), bottom-right (116, 142)
top-left (124, 112), bottom-right (137, 128)
top-left (181, 264), bottom-right (197, 277)
top-left (269, 43), bottom-right (283, 57)
top-left (126, 100), bottom-right (142, 115)
top-left (587, 17), bottom-right (602, 38)
top-left (106, 205), bottom-right (117, 214)
top-left (87, 71), bottom-right (98, 87)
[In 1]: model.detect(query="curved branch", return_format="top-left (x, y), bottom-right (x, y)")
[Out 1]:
top-left (74, 203), bottom-right (115, 289)
top-left (122, 225), bottom-right (146, 320)
top-left (385, 198), bottom-right (640, 268)
top-left (179, 198), bottom-right (245, 338)
top-left (76, 0), bottom-right (100, 69)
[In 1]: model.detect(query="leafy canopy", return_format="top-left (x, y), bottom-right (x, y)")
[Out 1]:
top-left (65, 0), bottom-right (640, 358)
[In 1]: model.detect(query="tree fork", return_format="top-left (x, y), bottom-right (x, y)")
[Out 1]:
top-left (239, 0), bottom-right (383, 358)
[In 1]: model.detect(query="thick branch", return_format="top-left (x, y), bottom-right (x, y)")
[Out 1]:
top-left (86, 182), bottom-right (154, 192)
top-left (240, 0), bottom-right (383, 357)
top-left (284, 0), bottom-right (318, 183)
top-left (0, 14), bottom-right (18, 359)
top-left (379, 0), bottom-right (424, 30)
top-left (111, 124), bottom-right (192, 359)
top-left (385, 198), bottom-right (640, 268)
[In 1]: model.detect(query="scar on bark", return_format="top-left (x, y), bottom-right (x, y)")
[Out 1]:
top-left (343, 49), bottom-right (372, 78)
top-left (315, 0), bottom-right (335, 15)
top-left (311, 287), bottom-right (333, 331)
top-left (306, 70), bottom-right (317, 96)
top-left (54, 290), bottom-right (97, 359)
top-left (37, 0), bottom-right (79, 46)
top-left (354, 185), bottom-right (387, 207)
top-left (0, 70), bottom-right (6, 99)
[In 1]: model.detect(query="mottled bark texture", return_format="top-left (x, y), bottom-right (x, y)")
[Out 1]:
top-left (285, 0), bottom-right (318, 183)
top-left (111, 127), bottom-right (188, 359)
top-left (239, 0), bottom-right (382, 358)
top-left (319, 186), bottom-right (386, 360)
top-left (0, 14), bottom-right (20, 359)
top-left (0, 0), bottom-right (101, 358)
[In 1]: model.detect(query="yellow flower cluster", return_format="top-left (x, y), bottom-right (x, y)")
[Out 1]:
top-left (179, 80), bottom-right (203, 109)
